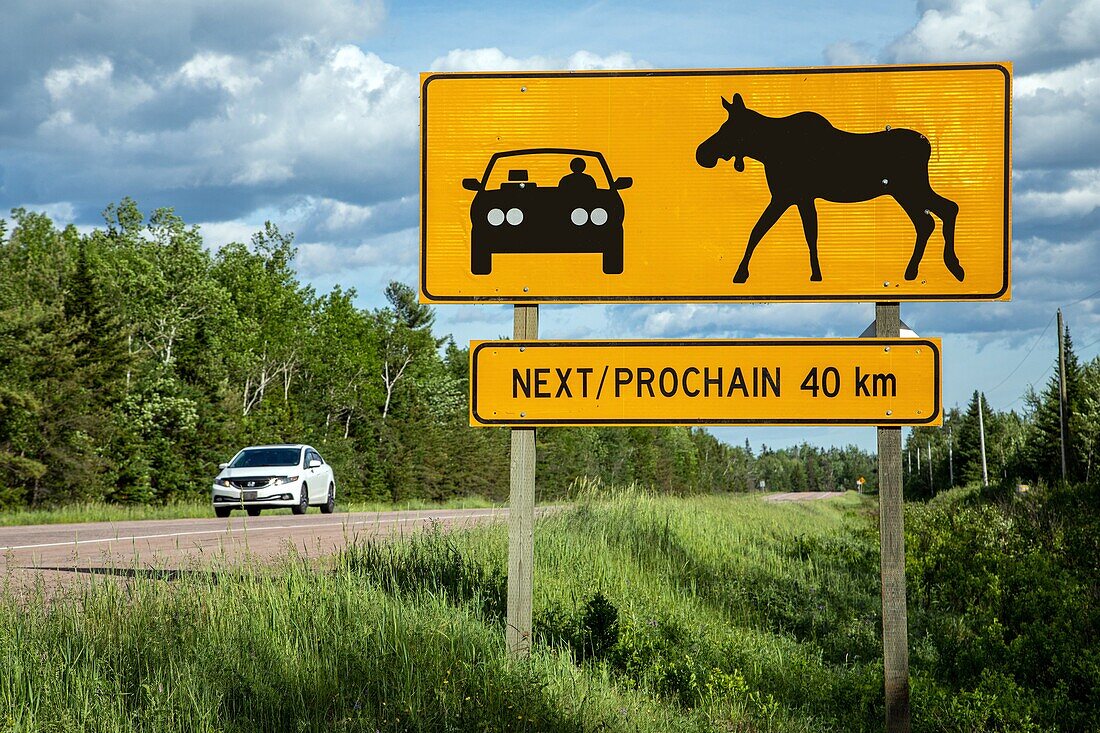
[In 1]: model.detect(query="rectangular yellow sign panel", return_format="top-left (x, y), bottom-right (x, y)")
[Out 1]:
top-left (422, 64), bottom-right (1011, 303)
top-left (470, 339), bottom-right (942, 426)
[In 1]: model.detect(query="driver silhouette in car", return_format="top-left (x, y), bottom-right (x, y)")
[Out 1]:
top-left (558, 157), bottom-right (597, 190)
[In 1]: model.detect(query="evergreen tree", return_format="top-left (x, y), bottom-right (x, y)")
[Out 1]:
top-left (1024, 325), bottom-right (1085, 484)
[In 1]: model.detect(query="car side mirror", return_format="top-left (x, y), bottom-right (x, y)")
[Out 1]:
top-left (218, 463), bottom-right (229, 470)
top-left (462, 178), bottom-right (482, 191)
top-left (309, 459), bottom-right (322, 469)
top-left (612, 177), bottom-right (633, 190)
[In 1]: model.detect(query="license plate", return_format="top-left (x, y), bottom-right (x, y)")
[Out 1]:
top-left (243, 491), bottom-right (257, 501)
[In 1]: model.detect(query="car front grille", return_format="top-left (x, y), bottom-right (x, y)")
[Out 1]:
top-left (229, 477), bottom-right (275, 489)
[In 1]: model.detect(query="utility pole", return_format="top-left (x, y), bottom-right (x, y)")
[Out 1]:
top-left (927, 441), bottom-right (933, 494)
top-left (947, 427), bottom-right (954, 488)
top-left (978, 392), bottom-right (989, 487)
top-left (1057, 308), bottom-right (1068, 483)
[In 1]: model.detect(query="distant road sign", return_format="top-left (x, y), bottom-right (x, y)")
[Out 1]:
top-left (421, 64), bottom-right (1010, 303)
top-left (470, 339), bottom-right (941, 426)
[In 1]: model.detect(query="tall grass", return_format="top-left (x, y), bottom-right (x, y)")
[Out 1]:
top-left (0, 553), bottom-right (713, 732)
top-left (338, 489), bottom-right (881, 731)
top-left (3, 489), bottom-right (1063, 731)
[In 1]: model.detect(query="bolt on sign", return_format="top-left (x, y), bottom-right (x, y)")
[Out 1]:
top-left (469, 339), bottom-right (941, 426)
top-left (420, 63), bottom-right (1011, 303)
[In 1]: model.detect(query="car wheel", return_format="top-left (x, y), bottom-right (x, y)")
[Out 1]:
top-left (246, 507), bottom-right (262, 517)
top-left (602, 242), bottom-right (624, 275)
top-left (215, 506), bottom-right (232, 518)
top-left (471, 245), bottom-right (492, 275)
top-left (292, 484), bottom-right (309, 515)
top-left (320, 483), bottom-right (335, 514)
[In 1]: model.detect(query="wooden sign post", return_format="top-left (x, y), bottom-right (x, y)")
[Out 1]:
top-left (875, 303), bottom-right (911, 731)
top-left (507, 304), bottom-right (537, 655)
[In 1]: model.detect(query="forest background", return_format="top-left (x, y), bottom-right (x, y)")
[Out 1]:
top-left (1, 201), bottom-right (1096, 509)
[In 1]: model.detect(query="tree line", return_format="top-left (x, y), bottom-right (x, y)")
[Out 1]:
top-left (3, 201), bottom-right (1093, 508)
top-left (0, 201), bottom-right (882, 508)
top-left (904, 326), bottom-right (1100, 498)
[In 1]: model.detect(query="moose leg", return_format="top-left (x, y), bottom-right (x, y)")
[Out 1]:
top-left (797, 200), bottom-right (822, 282)
top-left (927, 193), bottom-right (963, 281)
top-left (899, 201), bottom-right (936, 281)
top-left (734, 199), bottom-right (790, 283)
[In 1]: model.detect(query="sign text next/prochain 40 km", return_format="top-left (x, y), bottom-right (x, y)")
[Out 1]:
top-left (513, 364), bottom-right (898, 400)
top-left (470, 340), bottom-right (942, 427)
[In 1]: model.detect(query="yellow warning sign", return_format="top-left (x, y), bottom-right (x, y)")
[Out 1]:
top-left (470, 339), bottom-right (941, 426)
top-left (421, 64), bottom-right (1010, 303)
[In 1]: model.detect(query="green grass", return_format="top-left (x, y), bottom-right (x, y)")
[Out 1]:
top-left (0, 490), bottom-right (877, 732)
top-left (0, 495), bottom-right (499, 527)
top-left (0, 541), bottom-right (714, 732)
top-left (2, 488), bottom-right (1068, 731)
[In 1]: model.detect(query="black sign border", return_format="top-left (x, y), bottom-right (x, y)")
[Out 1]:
top-left (422, 64), bottom-right (1011, 303)
top-left (470, 339), bottom-right (942, 426)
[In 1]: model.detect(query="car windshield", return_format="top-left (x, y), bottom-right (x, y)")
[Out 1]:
top-left (484, 152), bottom-right (610, 190)
top-left (230, 448), bottom-right (301, 468)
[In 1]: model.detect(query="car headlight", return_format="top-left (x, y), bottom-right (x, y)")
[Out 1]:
top-left (487, 208), bottom-right (505, 226)
top-left (506, 208), bottom-right (523, 225)
top-left (215, 478), bottom-right (232, 487)
top-left (591, 208), bottom-right (608, 226)
top-left (570, 208), bottom-right (588, 225)
top-left (274, 475), bottom-right (300, 486)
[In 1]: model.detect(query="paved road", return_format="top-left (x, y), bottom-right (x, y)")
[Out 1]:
top-left (761, 491), bottom-right (849, 502)
top-left (0, 507), bottom-right (518, 588)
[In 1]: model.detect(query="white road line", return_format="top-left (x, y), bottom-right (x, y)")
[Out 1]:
top-left (0, 510), bottom-right (504, 552)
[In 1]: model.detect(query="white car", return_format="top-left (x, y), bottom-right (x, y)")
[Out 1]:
top-left (211, 444), bottom-right (335, 518)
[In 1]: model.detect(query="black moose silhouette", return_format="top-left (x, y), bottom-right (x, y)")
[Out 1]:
top-left (695, 93), bottom-right (962, 284)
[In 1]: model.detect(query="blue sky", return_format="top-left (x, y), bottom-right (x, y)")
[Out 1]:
top-left (2, 0), bottom-right (1098, 453)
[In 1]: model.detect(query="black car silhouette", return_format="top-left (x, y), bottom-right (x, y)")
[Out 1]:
top-left (462, 148), bottom-right (632, 275)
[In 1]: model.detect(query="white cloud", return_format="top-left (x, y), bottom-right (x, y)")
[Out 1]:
top-left (14, 201), bottom-right (77, 224)
top-left (1013, 233), bottom-right (1100, 283)
top-left (1012, 58), bottom-right (1100, 169)
top-left (1015, 56), bottom-right (1100, 95)
top-left (1016, 168), bottom-right (1100, 219)
top-left (604, 303), bottom-right (871, 339)
top-left (562, 51), bottom-right (643, 70)
top-left (430, 47), bottom-right (646, 72)
top-left (196, 219), bottom-right (259, 249)
top-left (28, 41), bottom-right (416, 205)
top-left (177, 52), bottom-right (260, 96)
top-left (192, 193), bottom-right (416, 275)
top-left (886, 0), bottom-right (1100, 71)
top-left (43, 57), bottom-right (115, 101)
top-left (296, 227), bottom-right (417, 277)
top-left (316, 200), bottom-right (375, 233)
top-left (823, 41), bottom-right (876, 66)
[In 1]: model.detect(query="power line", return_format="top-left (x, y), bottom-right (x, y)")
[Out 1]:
top-left (984, 287), bottom-right (1100, 397)
top-left (1063, 286), bottom-right (1100, 310)
top-left (998, 363), bottom-right (1053, 411)
top-left (986, 312), bottom-right (1055, 394)
top-left (1077, 334), bottom-right (1100, 353)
